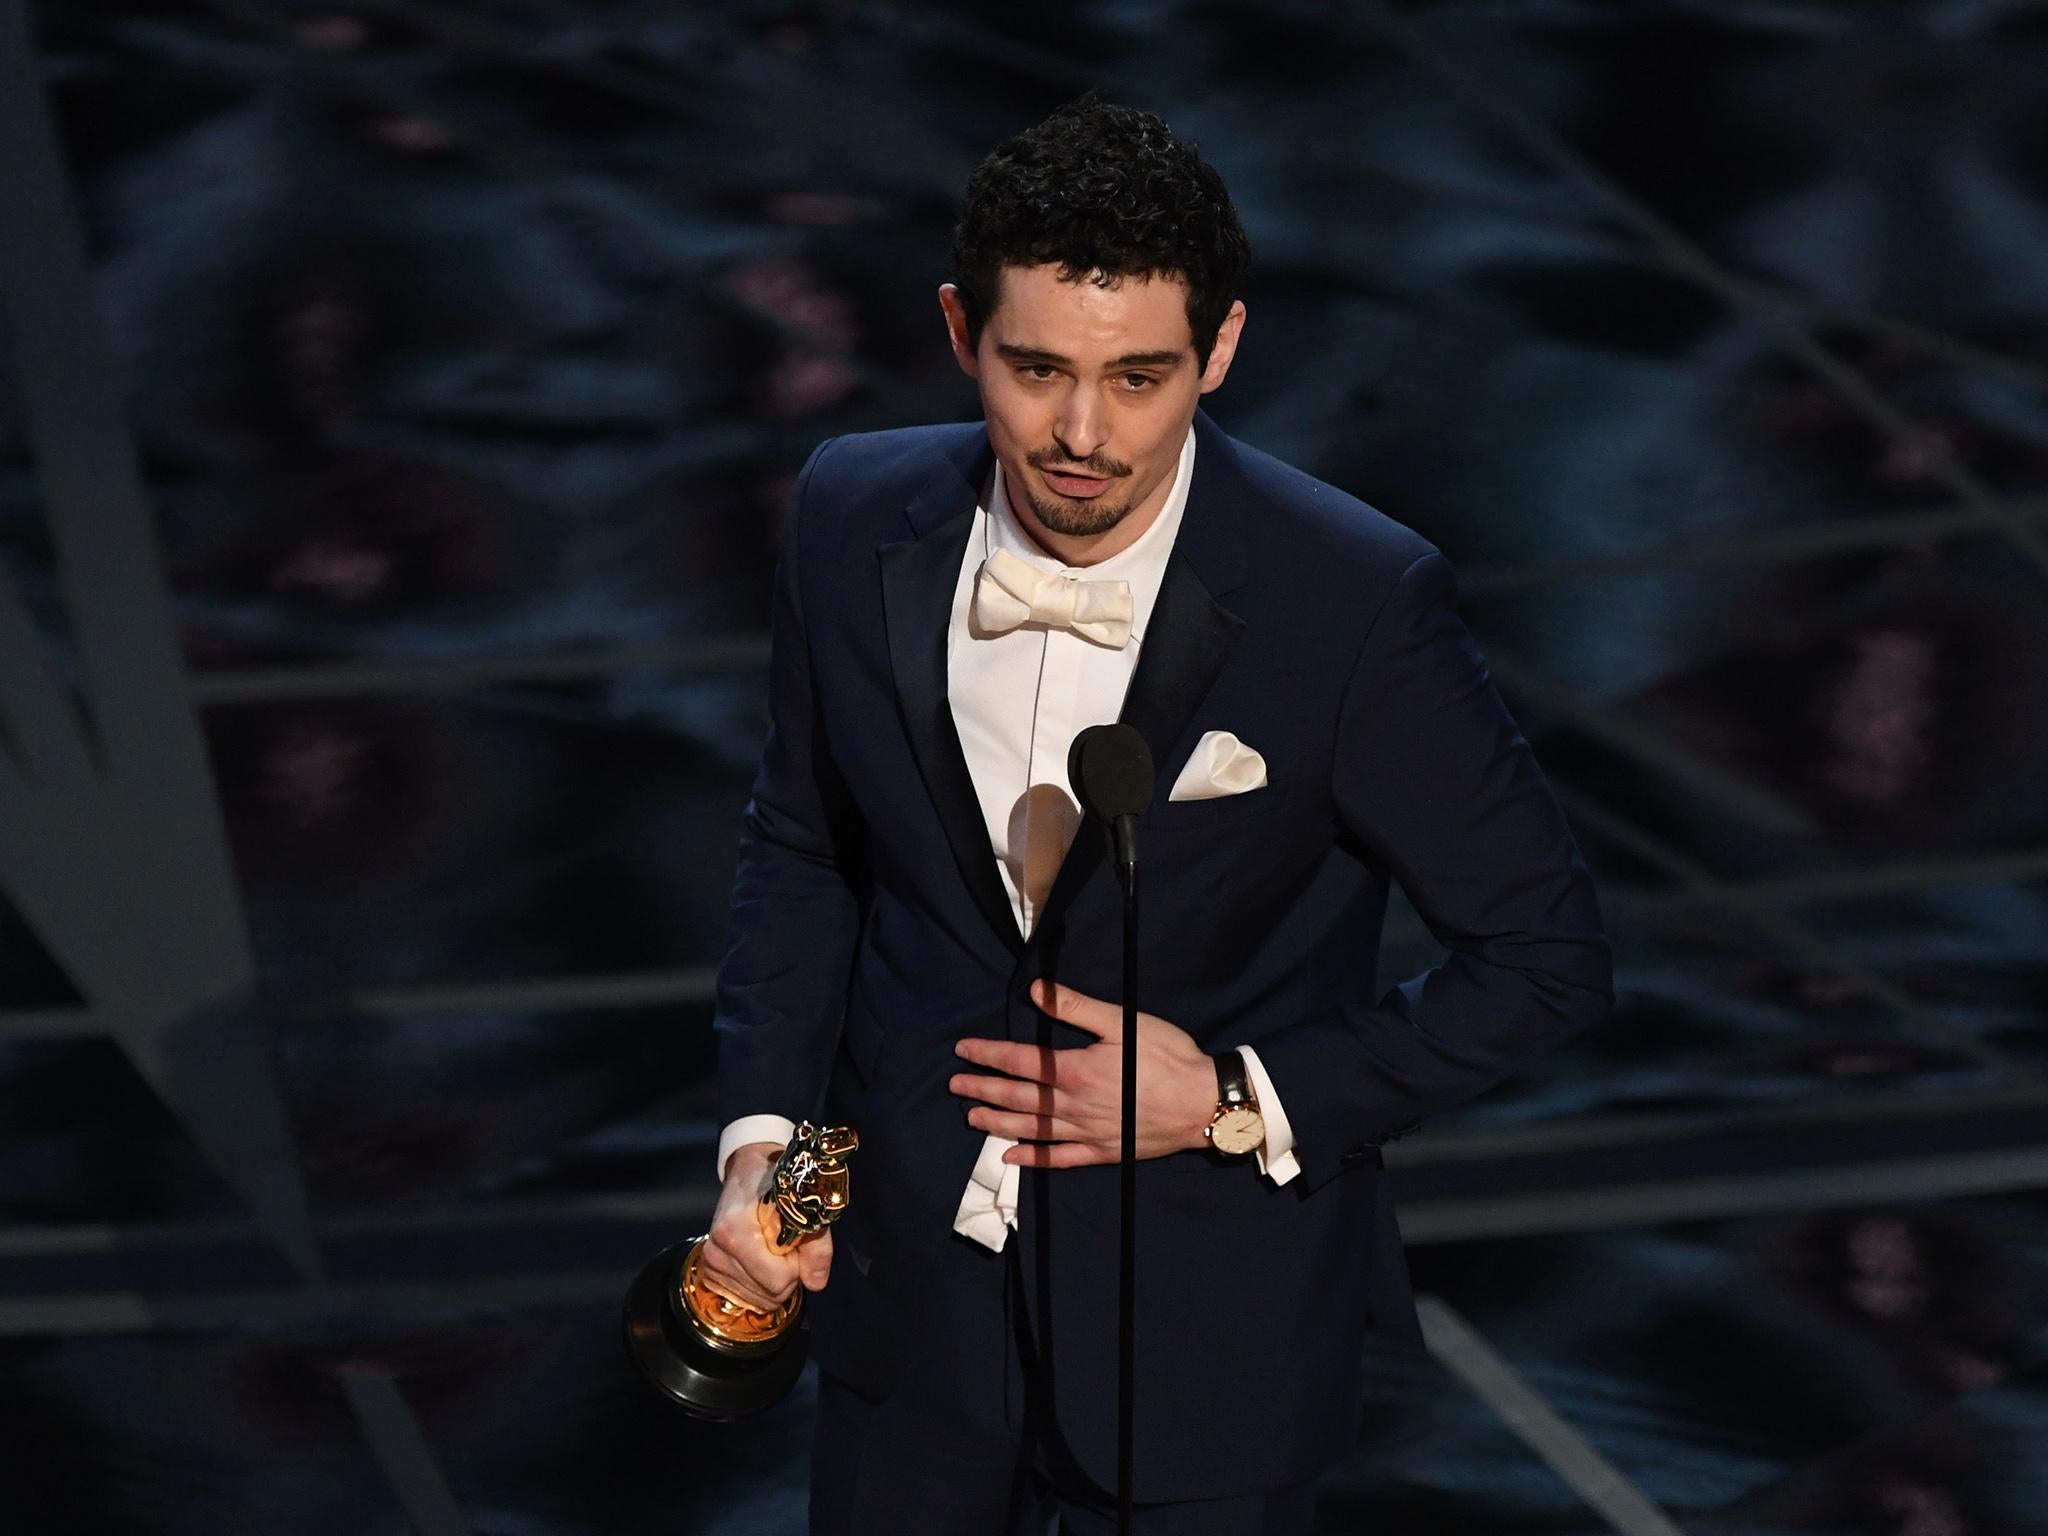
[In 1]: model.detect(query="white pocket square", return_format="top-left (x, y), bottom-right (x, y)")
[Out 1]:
top-left (1167, 730), bottom-right (1268, 801)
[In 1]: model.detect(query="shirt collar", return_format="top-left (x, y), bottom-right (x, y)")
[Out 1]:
top-left (983, 424), bottom-right (1197, 646)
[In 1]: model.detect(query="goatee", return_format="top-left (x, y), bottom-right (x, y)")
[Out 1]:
top-left (1020, 485), bottom-right (1138, 536)
top-left (1021, 448), bottom-right (1136, 536)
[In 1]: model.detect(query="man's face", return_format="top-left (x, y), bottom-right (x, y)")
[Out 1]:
top-left (940, 264), bottom-right (1244, 549)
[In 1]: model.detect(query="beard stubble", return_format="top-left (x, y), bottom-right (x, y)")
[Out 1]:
top-left (1019, 447), bottom-right (1139, 536)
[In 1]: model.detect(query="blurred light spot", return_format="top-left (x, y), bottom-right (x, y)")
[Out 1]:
top-left (1821, 628), bottom-right (1935, 806)
top-left (1846, 1215), bottom-right (1927, 1319)
top-left (375, 115), bottom-right (456, 153)
top-left (297, 15), bottom-right (367, 50)
top-left (260, 721), bottom-right (370, 829)
top-left (769, 355), bottom-right (857, 416)
top-left (271, 537), bottom-right (393, 602)
top-left (1876, 1478), bottom-right (1966, 1536)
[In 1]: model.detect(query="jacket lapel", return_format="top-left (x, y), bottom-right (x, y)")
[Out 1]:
top-left (1029, 410), bottom-right (1251, 954)
top-left (878, 432), bottom-right (1027, 956)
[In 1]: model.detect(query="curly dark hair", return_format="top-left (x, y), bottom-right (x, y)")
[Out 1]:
top-left (951, 96), bottom-right (1252, 368)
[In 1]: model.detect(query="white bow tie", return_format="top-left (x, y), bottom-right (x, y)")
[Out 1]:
top-left (973, 546), bottom-right (1134, 649)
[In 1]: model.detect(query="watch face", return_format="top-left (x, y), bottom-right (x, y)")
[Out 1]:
top-left (1211, 1105), bottom-right (1264, 1155)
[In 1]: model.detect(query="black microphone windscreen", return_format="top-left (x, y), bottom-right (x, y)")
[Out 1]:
top-left (1067, 724), bottom-right (1156, 823)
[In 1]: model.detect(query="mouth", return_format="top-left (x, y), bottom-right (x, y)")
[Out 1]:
top-left (1039, 467), bottom-right (1113, 498)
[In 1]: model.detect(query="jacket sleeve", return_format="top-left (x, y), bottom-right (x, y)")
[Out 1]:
top-left (711, 437), bottom-right (868, 1150)
top-left (1248, 548), bottom-right (1614, 1193)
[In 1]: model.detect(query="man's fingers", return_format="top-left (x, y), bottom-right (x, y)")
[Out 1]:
top-left (703, 1277), bottom-right (778, 1314)
top-left (968, 1108), bottom-right (1087, 1143)
top-left (950, 1071), bottom-right (1058, 1112)
top-left (702, 1217), bottom-right (801, 1309)
top-left (1032, 979), bottom-right (1121, 1037)
top-left (1001, 1139), bottom-right (1109, 1169)
top-left (800, 1231), bottom-right (833, 1292)
top-left (955, 1039), bottom-right (1057, 1082)
top-left (710, 1241), bottom-right (794, 1306)
top-left (699, 1251), bottom-right (786, 1314)
top-left (754, 1197), bottom-right (795, 1251)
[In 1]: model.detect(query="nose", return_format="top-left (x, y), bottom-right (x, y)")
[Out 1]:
top-left (1052, 388), bottom-right (1108, 466)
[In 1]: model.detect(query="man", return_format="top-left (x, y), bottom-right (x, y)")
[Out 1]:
top-left (700, 97), bottom-right (1613, 1532)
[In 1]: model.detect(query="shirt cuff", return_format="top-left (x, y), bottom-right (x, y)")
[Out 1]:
top-left (1236, 1044), bottom-right (1300, 1186)
top-left (717, 1114), bottom-right (798, 1183)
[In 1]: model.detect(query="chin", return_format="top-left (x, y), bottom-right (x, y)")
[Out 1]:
top-left (1023, 487), bottom-right (1136, 538)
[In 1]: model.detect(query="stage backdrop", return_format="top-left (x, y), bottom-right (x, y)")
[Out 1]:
top-left (2, 2), bottom-right (2045, 1532)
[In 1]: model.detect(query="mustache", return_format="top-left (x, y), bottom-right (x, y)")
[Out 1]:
top-left (1027, 448), bottom-right (1132, 479)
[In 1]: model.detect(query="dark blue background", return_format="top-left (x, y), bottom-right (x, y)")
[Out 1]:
top-left (2, 2), bottom-right (2044, 1531)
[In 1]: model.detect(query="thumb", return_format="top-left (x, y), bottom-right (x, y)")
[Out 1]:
top-left (801, 1230), bottom-right (833, 1292)
top-left (1033, 979), bottom-right (1121, 1038)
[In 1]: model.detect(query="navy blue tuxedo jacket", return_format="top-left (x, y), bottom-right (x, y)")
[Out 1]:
top-left (712, 410), bottom-right (1613, 1500)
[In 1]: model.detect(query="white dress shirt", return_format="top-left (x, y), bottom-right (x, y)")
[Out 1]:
top-left (717, 426), bottom-right (1300, 1246)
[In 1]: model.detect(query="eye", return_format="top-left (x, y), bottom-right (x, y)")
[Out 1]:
top-left (1018, 364), bottom-right (1057, 381)
top-left (1118, 373), bottom-right (1156, 392)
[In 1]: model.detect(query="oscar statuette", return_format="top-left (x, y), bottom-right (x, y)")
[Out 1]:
top-left (621, 1119), bottom-right (858, 1419)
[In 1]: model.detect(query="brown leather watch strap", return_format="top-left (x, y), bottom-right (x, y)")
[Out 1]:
top-left (1213, 1047), bottom-right (1255, 1109)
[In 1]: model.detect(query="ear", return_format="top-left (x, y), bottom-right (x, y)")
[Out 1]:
top-left (937, 284), bottom-right (980, 380)
top-left (1197, 299), bottom-right (1247, 395)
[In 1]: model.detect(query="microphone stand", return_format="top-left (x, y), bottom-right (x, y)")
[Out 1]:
top-left (1066, 725), bottom-right (1154, 1536)
top-left (1111, 813), bottom-right (1139, 1536)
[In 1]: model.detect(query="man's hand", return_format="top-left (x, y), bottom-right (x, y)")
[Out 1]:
top-left (948, 979), bottom-right (1216, 1168)
top-left (697, 1141), bottom-right (834, 1313)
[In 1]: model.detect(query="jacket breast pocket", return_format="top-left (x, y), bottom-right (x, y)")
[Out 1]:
top-left (1144, 785), bottom-right (1292, 832)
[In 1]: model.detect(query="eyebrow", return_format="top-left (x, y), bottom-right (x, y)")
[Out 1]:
top-left (994, 344), bottom-right (1187, 370)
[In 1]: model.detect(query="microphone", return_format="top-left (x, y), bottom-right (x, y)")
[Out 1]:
top-left (1068, 723), bottom-right (1156, 880)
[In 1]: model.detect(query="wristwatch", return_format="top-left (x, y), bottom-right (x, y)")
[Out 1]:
top-left (1203, 1048), bottom-right (1265, 1156)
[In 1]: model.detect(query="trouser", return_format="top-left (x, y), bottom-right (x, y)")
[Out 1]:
top-left (807, 1225), bottom-right (1318, 1535)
